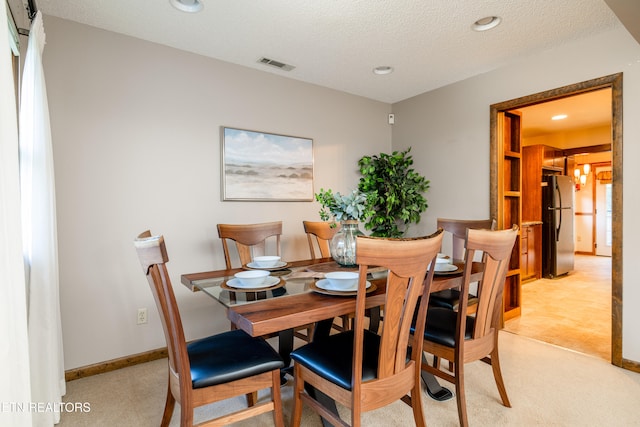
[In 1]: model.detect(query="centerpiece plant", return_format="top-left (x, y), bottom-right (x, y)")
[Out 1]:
top-left (315, 188), bottom-right (372, 225)
top-left (314, 188), bottom-right (372, 266)
top-left (358, 147), bottom-right (430, 238)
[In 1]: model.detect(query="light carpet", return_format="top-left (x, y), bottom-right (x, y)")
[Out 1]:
top-left (59, 332), bottom-right (640, 426)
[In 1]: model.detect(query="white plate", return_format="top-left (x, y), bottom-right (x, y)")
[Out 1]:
top-left (226, 276), bottom-right (280, 289)
top-left (434, 264), bottom-right (458, 273)
top-left (246, 261), bottom-right (288, 270)
top-left (315, 279), bottom-right (372, 293)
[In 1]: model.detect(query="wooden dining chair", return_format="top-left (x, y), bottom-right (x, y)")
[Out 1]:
top-left (290, 229), bottom-right (444, 427)
top-left (303, 220), bottom-right (340, 259)
top-left (217, 221), bottom-right (282, 268)
top-left (429, 218), bottom-right (496, 312)
top-left (218, 221), bottom-right (314, 342)
top-left (134, 231), bottom-right (285, 427)
top-left (418, 225), bottom-right (518, 427)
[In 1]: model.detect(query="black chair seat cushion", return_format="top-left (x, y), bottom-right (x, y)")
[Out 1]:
top-left (188, 329), bottom-right (284, 389)
top-left (411, 307), bottom-right (475, 348)
top-left (419, 307), bottom-right (475, 348)
top-left (290, 330), bottom-right (380, 390)
top-left (429, 289), bottom-right (478, 310)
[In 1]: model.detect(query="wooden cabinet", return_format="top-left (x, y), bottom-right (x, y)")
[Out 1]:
top-left (542, 146), bottom-right (565, 171)
top-left (521, 223), bottom-right (541, 282)
top-left (521, 226), bottom-right (530, 277)
top-left (523, 145), bottom-right (565, 223)
top-left (522, 146), bottom-right (543, 222)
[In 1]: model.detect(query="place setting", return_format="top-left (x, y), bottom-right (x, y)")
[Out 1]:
top-left (310, 271), bottom-right (377, 297)
top-left (242, 255), bottom-right (291, 276)
top-left (222, 269), bottom-right (285, 292)
top-left (430, 253), bottom-right (463, 276)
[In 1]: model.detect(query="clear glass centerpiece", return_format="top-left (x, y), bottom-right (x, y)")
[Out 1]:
top-left (330, 220), bottom-right (364, 267)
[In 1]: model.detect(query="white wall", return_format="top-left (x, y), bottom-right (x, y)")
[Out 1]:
top-left (42, 16), bottom-right (392, 369)
top-left (392, 27), bottom-right (640, 363)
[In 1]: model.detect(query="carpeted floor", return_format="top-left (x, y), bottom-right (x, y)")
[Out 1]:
top-left (58, 254), bottom-right (625, 426)
top-left (504, 254), bottom-right (611, 361)
top-left (58, 332), bottom-right (640, 426)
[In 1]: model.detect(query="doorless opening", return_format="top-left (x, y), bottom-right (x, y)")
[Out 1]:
top-left (489, 73), bottom-right (623, 367)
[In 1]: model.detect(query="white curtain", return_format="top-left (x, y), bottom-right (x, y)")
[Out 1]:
top-left (20, 11), bottom-right (66, 426)
top-left (1, 1), bottom-right (33, 425)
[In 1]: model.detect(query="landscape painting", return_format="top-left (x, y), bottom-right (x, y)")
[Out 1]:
top-left (222, 127), bottom-right (314, 201)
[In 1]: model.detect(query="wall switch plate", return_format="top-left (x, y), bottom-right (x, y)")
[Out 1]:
top-left (388, 113), bottom-right (395, 125)
top-left (137, 308), bottom-right (148, 324)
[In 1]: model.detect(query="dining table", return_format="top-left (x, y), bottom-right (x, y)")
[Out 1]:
top-left (181, 256), bottom-right (484, 404)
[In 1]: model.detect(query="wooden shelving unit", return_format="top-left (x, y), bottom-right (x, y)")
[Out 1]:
top-left (497, 111), bottom-right (522, 320)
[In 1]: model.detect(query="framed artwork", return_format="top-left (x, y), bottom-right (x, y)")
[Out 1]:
top-left (221, 127), bottom-right (314, 201)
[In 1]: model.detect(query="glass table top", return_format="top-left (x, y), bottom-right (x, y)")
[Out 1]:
top-left (193, 268), bottom-right (324, 308)
top-left (192, 264), bottom-right (385, 308)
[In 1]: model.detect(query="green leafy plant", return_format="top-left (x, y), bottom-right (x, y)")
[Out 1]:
top-left (315, 188), bottom-right (372, 225)
top-left (358, 147), bottom-right (429, 237)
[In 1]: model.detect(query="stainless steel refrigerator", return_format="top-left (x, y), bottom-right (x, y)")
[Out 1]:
top-left (542, 174), bottom-right (575, 278)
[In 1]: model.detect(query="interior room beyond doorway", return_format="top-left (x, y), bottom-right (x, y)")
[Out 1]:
top-left (504, 254), bottom-right (611, 361)
top-left (514, 89), bottom-right (612, 361)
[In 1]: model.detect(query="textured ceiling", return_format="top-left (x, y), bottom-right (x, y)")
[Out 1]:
top-left (36, 0), bottom-right (623, 104)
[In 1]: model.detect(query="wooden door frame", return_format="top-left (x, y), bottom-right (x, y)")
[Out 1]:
top-left (490, 73), bottom-right (623, 368)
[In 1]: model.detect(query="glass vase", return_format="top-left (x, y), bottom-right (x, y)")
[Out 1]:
top-left (330, 220), bottom-right (364, 267)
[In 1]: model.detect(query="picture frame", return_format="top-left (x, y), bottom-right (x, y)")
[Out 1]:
top-left (221, 127), bottom-right (314, 201)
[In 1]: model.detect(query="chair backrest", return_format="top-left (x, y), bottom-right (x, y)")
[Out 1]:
top-left (437, 218), bottom-right (496, 260)
top-left (458, 226), bottom-right (518, 341)
top-left (354, 229), bottom-right (443, 389)
top-left (217, 221), bottom-right (282, 268)
top-left (134, 231), bottom-right (190, 399)
top-left (302, 220), bottom-right (339, 259)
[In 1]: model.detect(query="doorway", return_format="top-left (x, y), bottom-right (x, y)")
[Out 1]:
top-left (595, 164), bottom-right (613, 257)
top-left (489, 73), bottom-right (623, 366)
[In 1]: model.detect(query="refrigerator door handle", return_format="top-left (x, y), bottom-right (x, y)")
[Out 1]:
top-left (555, 182), bottom-right (562, 242)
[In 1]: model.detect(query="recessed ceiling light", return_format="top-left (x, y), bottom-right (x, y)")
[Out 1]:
top-left (472, 16), bottom-right (501, 32)
top-left (552, 114), bottom-right (568, 121)
top-left (170, 0), bottom-right (203, 13)
top-left (373, 66), bottom-right (394, 75)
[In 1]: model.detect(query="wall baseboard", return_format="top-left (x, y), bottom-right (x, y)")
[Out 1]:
top-left (65, 347), bottom-right (167, 382)
top-left (622, 358), bottom-right (640, 374)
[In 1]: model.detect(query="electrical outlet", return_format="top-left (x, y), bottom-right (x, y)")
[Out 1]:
top-left (137, 308), bottom-right (148, 325)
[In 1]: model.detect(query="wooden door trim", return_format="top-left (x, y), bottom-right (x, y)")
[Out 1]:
top-left (490, 73), bottom-right (624, 368)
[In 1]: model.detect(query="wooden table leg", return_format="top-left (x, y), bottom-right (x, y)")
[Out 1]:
top-left (278, 328), bottom-right (294, 382)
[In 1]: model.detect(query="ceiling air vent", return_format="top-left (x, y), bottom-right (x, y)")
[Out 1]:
top-left (257, 57), bottom-right (295, 72)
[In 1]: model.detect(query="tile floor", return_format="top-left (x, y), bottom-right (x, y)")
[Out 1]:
top-left (504, 254), bottom-right (611, 360)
